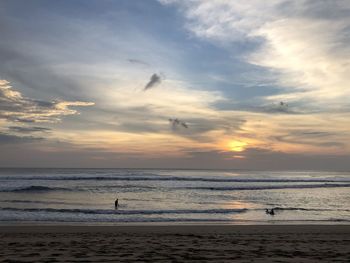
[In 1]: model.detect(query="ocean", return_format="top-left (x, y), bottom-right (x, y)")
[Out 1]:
top-left (0, 168), bottom-right (349, 224)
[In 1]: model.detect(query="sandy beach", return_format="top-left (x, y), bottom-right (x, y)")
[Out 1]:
top-left (0, 225), bottom-right (349, 262)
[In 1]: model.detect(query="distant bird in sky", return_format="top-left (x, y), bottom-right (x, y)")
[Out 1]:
top-left (280, 101), bottom-right (288, 107)
top-left (144, 73), bottom-right (162, 91)
top-left (169, 118), bottom-right (188, 129)
top-left (180, 122), bottom-right (188, 128)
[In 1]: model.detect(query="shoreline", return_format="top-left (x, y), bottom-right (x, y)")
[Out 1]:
top-left (1, 224), bottom-right (350, 233)
top-left (0, 219), bottom-right (349, 227)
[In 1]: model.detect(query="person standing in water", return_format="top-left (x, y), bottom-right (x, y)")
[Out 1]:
top-left (265, 208), bottom-right (275, 215)
top-left (115, 198), bottom-right (119, 209)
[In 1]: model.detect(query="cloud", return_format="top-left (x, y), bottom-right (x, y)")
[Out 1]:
top-left (0, 0), bottom-right (348, 167)
top-left (155, 0), bottom-right (350, 157)
top-left (95, 78), bottom-right (247, 141)
top-left (128, 59), bottom-right (150, 66)
top-left (0, 80), bottom-right (94, 123)
top-left (272, 129), bottom-right (346, 148)
top-left (8, 126), bottom-right (51, 133)
top-left (144, 73), bottom-right (162, 91)
top-left (243, 102), bottom-right (299, 115)
top-left (240, 147), bottom-right (350, 171)
top-left (0, 132), bottom-right (43, 144)
top-left (160, 0), bottom-right (350, 107)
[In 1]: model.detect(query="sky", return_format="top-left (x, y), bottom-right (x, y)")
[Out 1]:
top-left (0, 0), bottom-right (349, 170)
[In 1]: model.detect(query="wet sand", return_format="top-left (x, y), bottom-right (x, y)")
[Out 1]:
top-left (0, 225), bottom-right (349, 262)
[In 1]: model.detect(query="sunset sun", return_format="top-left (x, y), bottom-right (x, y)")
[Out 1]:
top-left (228, 141), bottom-right (247, 152)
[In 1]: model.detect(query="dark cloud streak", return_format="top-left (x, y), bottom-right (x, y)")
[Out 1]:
top-left (8, 126), bottom-right (51, 133)
top-left (0, 132), bottom-right (43, 144)
top-left (272, 129), bottom-right (345, 148)
top-left (128, 59), bottom-right (149, 66)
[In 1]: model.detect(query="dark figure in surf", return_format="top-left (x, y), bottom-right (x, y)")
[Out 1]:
top-left (115, 198), bottom-right (119, 209)
top-left (265, 208), bottom-right (275, 215)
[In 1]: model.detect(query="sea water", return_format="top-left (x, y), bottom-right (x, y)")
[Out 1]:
top-left (0, 168), bottom-right (349, 224)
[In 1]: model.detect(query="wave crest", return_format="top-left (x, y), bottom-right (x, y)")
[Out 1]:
top-left (0, 207), bottom-right (247, 215)
top-left (1, 186), bottom-right (69, 193)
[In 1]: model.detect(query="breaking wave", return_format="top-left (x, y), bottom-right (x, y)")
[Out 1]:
top-left (0, 207), bottom-right (248, 215)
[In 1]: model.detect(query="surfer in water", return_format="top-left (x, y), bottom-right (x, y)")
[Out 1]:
top-left (115, 198), bottom-right (119, 209)
top-left (265, 208), bottom-right (275, 215)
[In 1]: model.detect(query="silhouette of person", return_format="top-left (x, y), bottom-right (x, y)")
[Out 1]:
top-left (115, 198), bottom-right (119, 209)
top-left (265, 208), bottom-right (275, 215)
